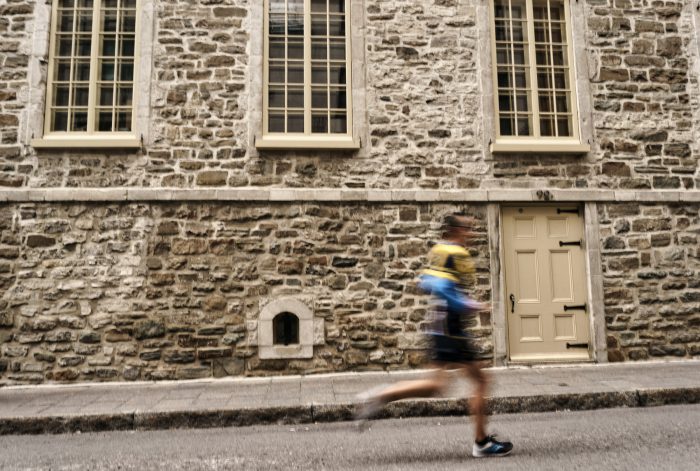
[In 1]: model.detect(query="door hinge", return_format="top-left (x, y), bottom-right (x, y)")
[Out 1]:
top-left (557, 208), bottom-right (580, 216)
top-left (559, 239), bottom-right (582, 247)
top-left (564, 304), bottom-right (587, 312)
top-left (566, 342), bottom-right (589, 349)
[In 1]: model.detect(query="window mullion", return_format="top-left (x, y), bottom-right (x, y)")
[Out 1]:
top-left (304, 0), bottom-right (311, 135)
top-left (87, 0), bottom-right (101, 133)
top-left (525, 0), bottom-right (540, 137)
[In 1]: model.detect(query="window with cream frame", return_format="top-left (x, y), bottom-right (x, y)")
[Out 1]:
top-left (257, 0), bottom-right (357, 150)
top-left (489, 0), bottom-right (589, 153)
top-left (33, 0), bottom-right (140, 148)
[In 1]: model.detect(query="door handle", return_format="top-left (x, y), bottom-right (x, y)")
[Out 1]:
top-left (509, 294), bottom-right (515, 313)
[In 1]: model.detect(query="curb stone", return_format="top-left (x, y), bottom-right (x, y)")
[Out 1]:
top-left (1, 387), bottom-right (699, 436)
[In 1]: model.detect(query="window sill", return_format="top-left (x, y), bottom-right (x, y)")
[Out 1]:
top-left (491, 139), bottom-right (590, 154)
top-left (255, 135), bottom-right (360, 150)
top-left (31, 134), bottom-right (142, 149)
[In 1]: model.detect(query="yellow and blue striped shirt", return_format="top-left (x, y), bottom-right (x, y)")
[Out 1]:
top-left (422, 242), bottom-right (475, 286)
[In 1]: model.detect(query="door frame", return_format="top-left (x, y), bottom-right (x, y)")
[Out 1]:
top-left (488, 202), bottom-right (607, 365)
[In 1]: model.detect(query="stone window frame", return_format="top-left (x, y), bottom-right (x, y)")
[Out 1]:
top-left (250, 0), bottom-right (367, 152)
top-left (23, 0), bottom-right (155, 149)
top-left (258, 298), bottom-right (324, 359)
top-left (482, 0), bottom-right (593, 154)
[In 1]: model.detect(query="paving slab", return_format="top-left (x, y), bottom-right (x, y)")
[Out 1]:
top-left (0, 360), bottom-right (698, 435)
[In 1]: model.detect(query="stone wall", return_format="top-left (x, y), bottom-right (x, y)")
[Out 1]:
top-left (599, 202), bottom-right (700, 361)
top-left (0, 202), bottom-right (492, 383)
top-left (0, 1), bottom-right (696, 190)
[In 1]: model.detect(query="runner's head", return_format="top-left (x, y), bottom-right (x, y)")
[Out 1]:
top-left (443, 214), bottom-right (475, 243)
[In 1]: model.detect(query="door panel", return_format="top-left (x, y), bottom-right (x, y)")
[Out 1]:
top-left (503, 206), bottom-right (590, 361)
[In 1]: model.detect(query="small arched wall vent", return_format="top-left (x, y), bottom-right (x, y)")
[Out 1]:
top-left (258, 298), bottom-right (324, 359)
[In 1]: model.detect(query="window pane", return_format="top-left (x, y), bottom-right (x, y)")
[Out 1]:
top-left (123, 0), bottom-right (136, 7)
top-left (312, 88), bottom-right (328, 108)
top-left (116, 111), bottom-right (132, 131)
top-left (312, 114), bottom-right (328, 133)
top-left (500, 115), bottom-right (514, 136)
top-left (311, 14), bottom-right (327, 36)
top-left (557, 117), bottom-right (572, 136)
top-left (555, 92), bottom-right (569, 113)
top-left (268, 87), bottom-right (285, 108)
top-left (78, 0), bottom-right (93, 6)
top-left (516, 93), bottom-right (529, 112)
top-left (121, 37), bottom-right (135, 56)
top-left (76, 36), bottom-right (91, 56)
top-left (312, 66), bottom-right (327, 84)
top-left (58, 37), bottom-right (73, 56)
top-left (104, 0), bottom-right (118, 7)
top-left (495, 20), bottom-right (509, 41)
top-left (52, 111), bottom-right (69, 132)
top-left (269, 113), bottom-right (285, 132)
top-left (102, 35), bottom-right (116, 56)
top-left (118, 86), bottom-right (133, 106)
top-left (287, 65), bottom-right (303, 84)
top-left (269, 38), bottom-right (285, 58)
top-left (73, 86), bottom-right (89, 106)
top-left (269, 63), bottom-right (285, 83)
top-left (98, 111), bottom-right (113, 131)
top-left (288, 15), bottom-right (304, 36)
top-left (498, 92), bottom-right (513, 112)
top-left (101, 61), bottom-right (115, 81)
top-left (497, 69), bottom-right (511, 88)
top-left (538, 92), bottom-right (553, 112)
top-left (287, 88), bottom-right (304, 108)
top-left (329, 89), bottom-right (346, 109)
top-left (553, 69), bottom-right (567, 89)
top-left (311, 0), bottom-right (327, 13)
top-left (537, 71), bottom-right (550, 89)
top-left (59, 12), bottom-right (74, 32)
top-left (103, 11), bottom-right (118, 32)
top-left (540, 115), bottom-right (554, 136)
top-left (71, 111), bottom-right (88, 131)
top-left (74, 60), bottom-right (90, 81)
top-left (328, 17), bottom-right (345, 36)
top-left (517, 117), bottom-right (531, 135)
top-left (329, 1), bottom-right (344, 13)
top-left (329, 39), bottom-right (345, 60)
top-left (269, 14), bottom-right (285, 35)
top-left (330, 112), bottom-right (346, 133)
top-left (119, 62), bottom-right (134, 81)
top-left (514, 68), bottom-right (528, 88)
top-left (56, 60), bottom-right (72, 81)
top-left (78, 11), bottom-right (92, 32)
top-left (100, 86), bottom-right (114, 106)
top-left (121, 11), bottom-right (136, 33)
top-left (55, 86), bottom-right (70, 106)
top-left (312, 39), bottom-right (327, 60)
top-left (287, 113), bottom-right (304, 132)
top-left (287, 40), bottom-right (303, 59)
top-left (329, 66), bottom-right (345, 84)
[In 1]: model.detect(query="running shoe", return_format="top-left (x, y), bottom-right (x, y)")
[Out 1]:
top-left (353, 386), bottom-right (386, 431)
top-left (472, 434), bottom-right (513, 458)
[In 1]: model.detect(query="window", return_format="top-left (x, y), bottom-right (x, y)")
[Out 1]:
top-left (33, 0), bottom-right (140, 148)
top-left (490, 0), bottom-right (588, 153)
top-left (257, 0), bottom-right (357, 149)
top-left (273, 312), bottom-right (300, 346)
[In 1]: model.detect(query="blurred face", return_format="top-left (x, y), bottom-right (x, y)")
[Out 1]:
top-left (448, 217), bottom-right (474, 245)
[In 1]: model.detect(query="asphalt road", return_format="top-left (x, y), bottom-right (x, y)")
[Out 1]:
top-left (1, 404), bottom-right (698, 470)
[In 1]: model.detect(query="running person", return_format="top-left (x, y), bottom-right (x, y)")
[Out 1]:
top-left (354, 215), bottom-right (513, 458)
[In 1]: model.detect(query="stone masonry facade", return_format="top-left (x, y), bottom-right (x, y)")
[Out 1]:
top-left (0, 0), bottom-right (698, 383)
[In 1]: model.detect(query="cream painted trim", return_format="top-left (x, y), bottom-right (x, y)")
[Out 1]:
top-left (487, 0), bottom-right (587, 148)
top-left (256, 135), bottom-right (360, 150)
top-left (491, 138), bottom-right (590, 153)
top-left (584, 202), bottom-right (608, 363)
top-left (31, 134), bottom-right (141, 149)
top-left (261, 0), bottom-right (354, 143)
top-left (488, 204), bottom-right (508, 366)
top-left (36, 0), bottom-right (146, 140)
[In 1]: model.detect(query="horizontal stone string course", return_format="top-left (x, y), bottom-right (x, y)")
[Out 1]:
top-left (0, 189), bottom-right (697, 203)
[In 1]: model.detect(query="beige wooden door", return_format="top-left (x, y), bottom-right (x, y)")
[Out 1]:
top-left (503, 206), bottom-right (590, 362)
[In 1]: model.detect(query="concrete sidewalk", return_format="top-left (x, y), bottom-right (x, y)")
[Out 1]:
top-left (1, 360), bottom-right (699, 435)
